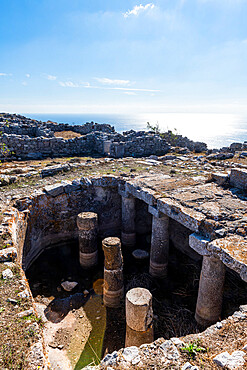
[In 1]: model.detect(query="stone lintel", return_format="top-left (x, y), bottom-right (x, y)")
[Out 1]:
top-left (208, 236), bottom-right (247, 282)
top-left (157, 198), bottom-right (205, 232)
top-left (118, 188), bottom-right (131, 199)
top-left (148, 205), bottom-right (166, 218)
top-left (44, 184), bottom-right (64, 197)
top-left (189, 233), bottom-right (211, 256)
top-left (125, 183), bottom-right (155, 205)
top-left (91, 175), bottom-right (119, 188)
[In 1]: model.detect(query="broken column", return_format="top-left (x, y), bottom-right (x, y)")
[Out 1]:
top-left (77, 212), bottom-right (98, 269)
top-left (125, 287), bottom-right (154, 347)
top-left (195, 255), bottom-right (225, 327)
top-left (149, 214), bottom-right (169, 278)
top-left (102, 237), bottom-right (124, 308)
top-left (121, 194), bottom-right (136, 247)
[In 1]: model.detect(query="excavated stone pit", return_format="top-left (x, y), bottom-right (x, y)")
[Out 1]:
top-left (8, 172), bottom-right (247, 368)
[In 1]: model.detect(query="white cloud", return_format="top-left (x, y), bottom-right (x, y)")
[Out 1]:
top-left (124, 91), bottom-right (137, 95)
top-left (25, 74), bottom-right (30, 78)
top-left (59, 81), bottom-right (80, 87)
top-left (85, 85), bottom-right (160, 92)
top-left (109, 87), bottom-right (160, 92)
top-left (123, 3), bottom-right (155, 18)
top-left (0, 73), bottom-right (12, 76)
top-left (58, 79), bottom-right (159, 92)
top-left (45, 74), bottom-right (57, 81)
top-left (94, 77), bottom-right (131, 86)
top-left (22, 81), bottom-right (28, 86)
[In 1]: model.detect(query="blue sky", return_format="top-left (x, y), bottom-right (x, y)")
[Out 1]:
top-left (0, 0), bottom-right (247, 114)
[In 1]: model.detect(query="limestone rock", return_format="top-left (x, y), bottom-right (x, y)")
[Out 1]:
top-left (18, 289), bottom-right (30, 298)
top-left (44, 184), bottom-right (64, 197)
top-left (0, 247), bottom-right (17, 262)
top-left (230, 168), bottom-right (247, 191)
top-left (122, 346), bottom-right (139, 362)
top-left (132, 249), bottom-right (149, 260)
top-left (61, 281), bottom-right (78, 291)
top-left (213, 351), bottom-right (246, 369)
top-left (17, 308), bottom-right (34, 318)
top-left (2, 268), bottom-right (13, 279)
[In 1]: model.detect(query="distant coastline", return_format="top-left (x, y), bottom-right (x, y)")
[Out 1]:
top-left (23, 112), bottom-right (247, 149)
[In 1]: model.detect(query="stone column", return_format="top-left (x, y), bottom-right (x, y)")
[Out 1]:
top-left (77, 212), bottom-right (98, 269)
top-left (102, 237), bottom-right (124, 308)
top-left (195, 255), bottom-right (225, 327)
top-left (121, 194), bottom-right (136, 247)
top-left (149, 214), bottom-right (169, 278)
top-left (125, 288), bottom-right (154, 347)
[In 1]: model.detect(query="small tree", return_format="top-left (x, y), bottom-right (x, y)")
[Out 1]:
top-left (146, 121), bottom-right (161, 134)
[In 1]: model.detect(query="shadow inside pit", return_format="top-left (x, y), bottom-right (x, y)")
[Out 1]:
top-left (44, 293), bottom-right (89, 323)
top-left (25, 233), bottom-right (247, 368)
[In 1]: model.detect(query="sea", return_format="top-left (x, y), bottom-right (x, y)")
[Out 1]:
top-left (23, 113), bottom-right (247, 149)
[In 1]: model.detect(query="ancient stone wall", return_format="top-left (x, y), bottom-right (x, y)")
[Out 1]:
top-left (0, 114), bottom-right (209, 159)
top-left (15, 177), bottom-right (121, 270)
top-left (161, 130), bottom-right (207, 152)
top-left (46, 120), bottom-right (115, 135)
top-left (0, 132), bottom-right (102, 159)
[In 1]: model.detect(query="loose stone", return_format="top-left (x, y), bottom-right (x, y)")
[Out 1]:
top-left (61, 281), bottom-right (78, 292)
top-left (2, 268), bottom-right (14, 279)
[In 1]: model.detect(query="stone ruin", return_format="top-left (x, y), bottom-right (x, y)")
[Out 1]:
top-left (1, 163), bottom-right (247, 368)
top-left (0, 113), bottom-right (207, 160)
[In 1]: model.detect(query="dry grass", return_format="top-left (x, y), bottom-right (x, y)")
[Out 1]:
top-left (0, 263), bottom-right (42, 369)
top-left (54, 131), bottom-right (82, 140)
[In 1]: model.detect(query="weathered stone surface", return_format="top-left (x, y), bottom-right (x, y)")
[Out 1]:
top-left (132, 249), bottom-right (149, 260)
top-left (211, 172), bottom-right (229, 185)
top-left (122, 346), bottom-right (139, 363)
top-left (213, 351), bottom-right (246, 369)
top-left (150, 214), bottom-right (169, 277)
top-left (18, 289), bottom-right (30, 298)
top-left (63, 180), bottom-right (81, 193)
top-left (207, 152), bottom-right (234, 160)
top-left (41, 164), bottom-right (70, 178)
top-left (182, 362), bottom-right (199, 369)
top-left (207, 236), bottom-right (247, 282)
top-left (102, 237), bottom-right (123, 270)
top-left (2, 268), bottom-right (14, 279)
top-left (230, 168), bottom-right (247, 191)
top-left (77, 212), bottom-right (98, 268)
top-left (61, 281), bottom-right (78, 291)
top-left (121, 194), bottom-right (136, 247)
top-left (17, 308), bottom-right (34, 318)
top-left (126, 183), bottom-right (156, 205)
top-left (126, 288), bottom-right (153, 332)
top-left (160, 340), bottom-right (180, 360)
top-left (77, 212), bottom-right (98, 231)
top-left (44, 184), bottom-right (64, 197)
top-left (189, 233), bottom-right (211, 256)
top-left (213, 352), bottom-right (231, 367)
top-left (158, 197), bottom-right (205, 232)
top-left (195, 255), bottom-right (225, 326)
top-left (0, 247), bottom-right (17, 262)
